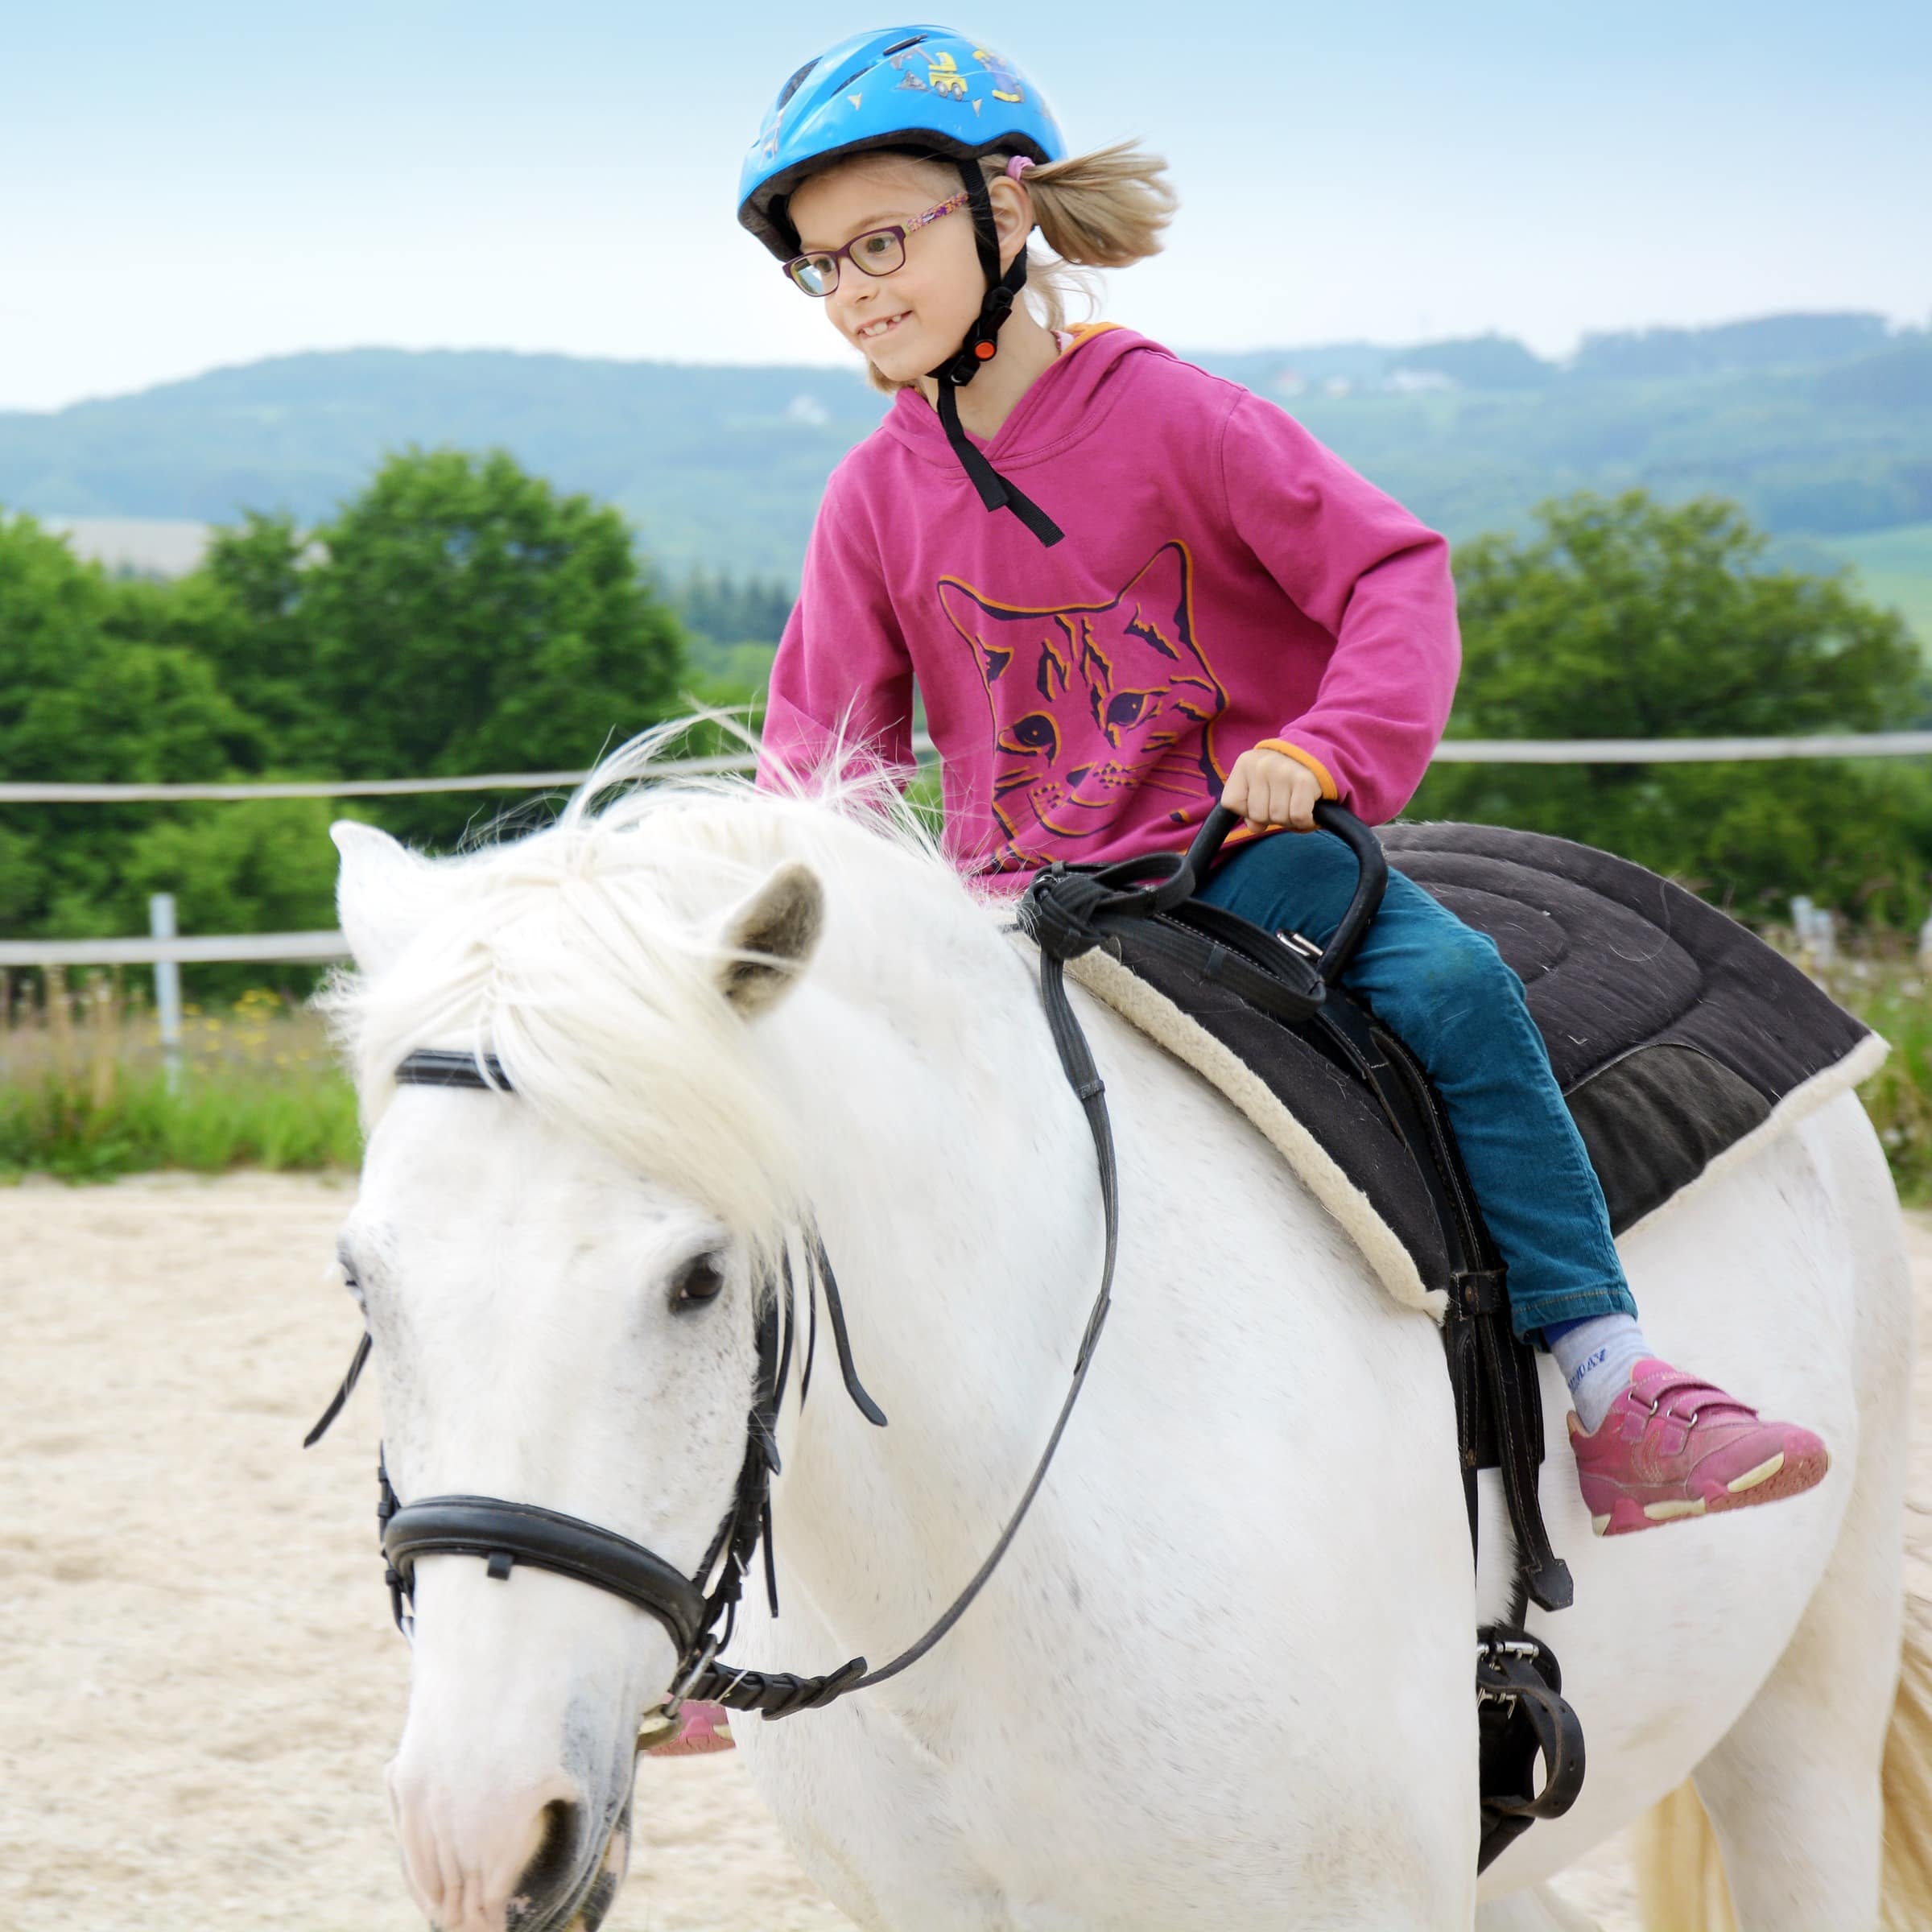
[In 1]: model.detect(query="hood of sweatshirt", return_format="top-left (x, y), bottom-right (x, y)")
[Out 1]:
top-left (877, 323), bottom-right (1160, 473)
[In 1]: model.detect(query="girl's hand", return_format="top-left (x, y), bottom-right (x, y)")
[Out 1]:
top-left (1222, 746), bottom-right (1323, 832)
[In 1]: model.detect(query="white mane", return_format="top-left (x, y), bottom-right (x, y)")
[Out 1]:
top-left (322, 720), bottom-right (1006, 1265)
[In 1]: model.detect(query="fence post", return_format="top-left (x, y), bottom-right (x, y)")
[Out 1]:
top-left (149, 894), bottom-right (182, 1090)
top-left (1790, 894), bottom-right (1837, 970)
top-left (43, 964), bottom-right (73, 1081)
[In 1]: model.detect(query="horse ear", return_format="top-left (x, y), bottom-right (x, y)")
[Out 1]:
top-left (332, 821), bottom-right (437, 978)
top-left (716, 861), bottom-right (824, 1018)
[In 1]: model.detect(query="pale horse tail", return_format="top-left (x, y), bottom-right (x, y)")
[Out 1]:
top-left (1630, 1590), bottom-right (1932, 1930)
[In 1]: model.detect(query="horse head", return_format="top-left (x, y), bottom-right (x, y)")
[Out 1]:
top-left (326, 791), bottom-right (828, 1932)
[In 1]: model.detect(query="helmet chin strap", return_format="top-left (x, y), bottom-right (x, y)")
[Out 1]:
top-left (923, 161), bottom-right (1064, 548)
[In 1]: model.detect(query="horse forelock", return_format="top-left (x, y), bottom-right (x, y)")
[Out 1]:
top-left (321, 720), bottom-right (1009, 1271)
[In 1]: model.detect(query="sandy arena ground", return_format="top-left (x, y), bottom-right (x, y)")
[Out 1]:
top-left (3, 1172), bottom-right (1930, 1930)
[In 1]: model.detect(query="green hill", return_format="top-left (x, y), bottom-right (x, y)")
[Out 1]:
top-left (2, 315), bottom-right (1927, 609)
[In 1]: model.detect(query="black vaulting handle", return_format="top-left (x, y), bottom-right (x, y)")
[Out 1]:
top-left (1180, 801), bottom-right (1389, 985)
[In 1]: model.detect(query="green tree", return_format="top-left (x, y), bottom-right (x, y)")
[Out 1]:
top-left (158, 511), bottom-right (327, 761)
top-left (179, 448), bottom-right (701, 846)
top-left (122, 799), bottom-right (349, 943)
top-left (1410, 490), bottom-right (1931, 921)
top-left (300, 448), bottom-right (688, 779)
top-left (0, 451), bottom-right (735, 956)
top-left (0, 515), bottom-right (263, 939)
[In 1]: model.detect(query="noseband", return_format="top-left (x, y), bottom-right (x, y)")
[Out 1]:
top-left (306, 836), bottom-right (1150, 1726)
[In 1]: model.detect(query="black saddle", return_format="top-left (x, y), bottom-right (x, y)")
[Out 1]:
top-left (1021, 801), bottom-right (1872, 1868)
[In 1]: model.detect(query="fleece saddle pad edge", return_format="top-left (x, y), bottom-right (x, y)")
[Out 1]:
top-left (1041, 937), bottom-right (1886, 1319)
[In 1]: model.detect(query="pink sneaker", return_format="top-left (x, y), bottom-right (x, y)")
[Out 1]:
top-left (1568, 1358), bottom-right (1829, 1537)
top-left (639, 1700), bottom-right (735, 1757)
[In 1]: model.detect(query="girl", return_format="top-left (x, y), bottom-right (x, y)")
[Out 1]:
top-left (654, 34), bottom-right (1829, 1761)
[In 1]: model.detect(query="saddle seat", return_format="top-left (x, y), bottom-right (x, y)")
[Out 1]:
top-left (1059, 819), bottom-right (1883, 1316)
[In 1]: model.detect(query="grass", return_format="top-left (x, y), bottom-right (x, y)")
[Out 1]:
top-left (0, 976), bottom-right (360, 1181)
top-left (2, 946), bottom-right (1929, 1207)
top-left (1807, 951), bottom-right (1932, 1204)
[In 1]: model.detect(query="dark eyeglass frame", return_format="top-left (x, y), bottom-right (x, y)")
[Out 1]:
top-left (782, 191), bottom-right (971, 298)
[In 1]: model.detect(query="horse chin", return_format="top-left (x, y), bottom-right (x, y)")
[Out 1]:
top-left (540, 1783), bottom-right (634, 1932)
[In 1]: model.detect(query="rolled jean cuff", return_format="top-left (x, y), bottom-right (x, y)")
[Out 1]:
top-left (1509, 1277), bottom-right (1640, 1346)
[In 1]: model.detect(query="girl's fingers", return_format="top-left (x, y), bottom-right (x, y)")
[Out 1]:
top-left (1251, 762), bottom-right (1278, 829)
top-left (1226, 749), bottom-right (1323, 833)
top-left (1290, 770), bottom-right (1318, 830)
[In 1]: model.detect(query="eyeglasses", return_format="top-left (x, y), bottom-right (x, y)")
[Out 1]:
top-left (782, 191), bottom-right (971, 298)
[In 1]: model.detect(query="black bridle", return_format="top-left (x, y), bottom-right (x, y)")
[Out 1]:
top-left (307, 807), bottom-right (1377, 1727)
top-left (304, 906), bottom-right (1136, 1722)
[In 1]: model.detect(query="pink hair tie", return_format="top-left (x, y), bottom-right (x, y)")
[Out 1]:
top-left (1005, 155), bottom-right (1035, 180)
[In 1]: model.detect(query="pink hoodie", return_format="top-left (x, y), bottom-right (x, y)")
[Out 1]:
top-left (758, 324), bottom-right (1459, 886)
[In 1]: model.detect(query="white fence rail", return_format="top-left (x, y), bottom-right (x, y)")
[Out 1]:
top-left (5, 729), bottom-right (1930, 971)
top-left (7, 731), bottom-right (1932, 804)
top-left (0, 931), bottom-right (348, 968)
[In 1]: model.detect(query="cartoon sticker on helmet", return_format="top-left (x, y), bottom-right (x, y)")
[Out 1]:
top-left (973, 48), bottom-right (1026, 105)
top-left (889, 52), bottom-right (927, 93)
top-left (927, 51), bottom-right (969, 98)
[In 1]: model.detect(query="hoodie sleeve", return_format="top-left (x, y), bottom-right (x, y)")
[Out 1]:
top-left (757, 478), bottom-right (917, 796)
top-left (1218, 393), bottom-right (1459, 824)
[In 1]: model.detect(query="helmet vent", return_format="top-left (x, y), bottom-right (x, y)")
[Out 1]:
top-left (774, 60), bottom-right (817, 111)
top-left (878, 35), bottom-right (927, 57)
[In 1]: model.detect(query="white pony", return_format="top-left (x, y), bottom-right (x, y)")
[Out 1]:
top-left (322, 736), bottom-right (1929, 1932)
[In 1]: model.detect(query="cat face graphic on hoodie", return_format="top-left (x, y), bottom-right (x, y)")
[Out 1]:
top-left (937, 541), bottom-right (1228, 870)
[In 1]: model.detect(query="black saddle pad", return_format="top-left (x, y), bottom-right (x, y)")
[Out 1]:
top-left (1107, 822), bottom-right (1874, 1295)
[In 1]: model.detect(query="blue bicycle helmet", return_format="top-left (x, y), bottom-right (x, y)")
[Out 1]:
top-left (739, 27), bottom-right (1070, 547)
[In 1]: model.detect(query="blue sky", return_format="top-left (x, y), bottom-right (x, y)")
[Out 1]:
top-left (4, 1), bottom-right (1927, 411)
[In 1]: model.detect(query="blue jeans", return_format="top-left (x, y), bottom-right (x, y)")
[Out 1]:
top-left (1198, 829), bottom-right (1637, 1340)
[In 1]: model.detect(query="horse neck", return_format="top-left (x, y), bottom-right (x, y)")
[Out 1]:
top-left (756, 896), bottom-right (1104, 1673)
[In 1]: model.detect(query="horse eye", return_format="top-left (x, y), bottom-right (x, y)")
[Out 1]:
top-left (670, 1253), bottom-right (726, 1311)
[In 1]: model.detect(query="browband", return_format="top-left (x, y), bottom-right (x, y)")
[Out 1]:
top-left (394, 1048), bottom-right (510, 1090)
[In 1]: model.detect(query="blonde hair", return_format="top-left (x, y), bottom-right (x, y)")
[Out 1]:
top-left (853, 139), bottom-right (1178, 394)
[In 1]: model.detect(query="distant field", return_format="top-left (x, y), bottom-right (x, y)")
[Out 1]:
top-left (1817, 522), bottom-right (1932, 647)
top-left (43, 514), bottom-right (212, 577)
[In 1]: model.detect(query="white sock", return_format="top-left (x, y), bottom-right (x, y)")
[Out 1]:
top-left (1548, 1313), bottom-right (1653, 1432)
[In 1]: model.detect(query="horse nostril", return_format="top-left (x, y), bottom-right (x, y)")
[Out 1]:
top-left (510, 1798), bottom-right (583, 1924)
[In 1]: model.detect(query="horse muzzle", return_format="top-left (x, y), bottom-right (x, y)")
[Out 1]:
top-left (387, 1756), bottom-right (634, 1932)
